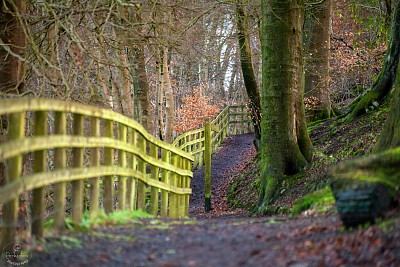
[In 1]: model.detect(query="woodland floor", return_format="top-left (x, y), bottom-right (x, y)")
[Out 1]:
top-left (25, 114), bottom-right (400, 266)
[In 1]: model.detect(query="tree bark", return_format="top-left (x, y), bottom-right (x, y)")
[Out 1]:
top-left (346, 0), bottom-right (400, 122)
top-left (133, 44), bottom-right (152, 133)
top-left (236, 2), bottom-right (262, 151)
top-left (258, 0), bottom-right (312, 212)
top-left (156, 48), bottom-right (165, 141)
top-left (0, 0), bottom-right (26, 95)
top-left (163, 47), bottom-right (175, 143)
top-left (117, 6), bottom-right (134, 118)
top-left (373, 58), bottom-right (400, 152)
top-left (0, 0), bottom-right (26, 187)
top-left (119, 48), bottom-right (134, 118)
top-left (132, 7), bottom-right (152, 133)
top-left (304, 0), bottom-right (332, 121)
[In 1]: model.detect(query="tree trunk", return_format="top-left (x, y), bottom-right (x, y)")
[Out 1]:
top-left (346, 0), bottom-right (400, 122)
top-left (132, 7), bottom-right (152, 133)
top-left (373, 58), bottom-right (400, 152)
top-left (119, 48), bottom-right (134, 118)
top-left (163, 47), bottom-right (175, 143)
top-left (0, 0), bottom-right (26, 95)
top-left (227, 61), bottom-right (238, 102)
top-left (0, 0), bottom-right (26, 187)
top-left (304, 0), bottom-right (332, 121)
top-left (117, 6), bottom-right (134, 118)
top-left (236, 2), bottom-right (262, 151)
top-left (156, 48), bottom-right (165, 141)
top-left (258, 0), bottom-right (312, 212)
top-left (0, 0), bottom-right (27, 246)
top-left (133, 44), bottom-right (151, 133)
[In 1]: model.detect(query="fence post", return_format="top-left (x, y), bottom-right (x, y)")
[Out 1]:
top-left (54, 111), bottom-right (66, 230)
top-left (103, 119), bottom-right (114, 214)
top-left (169, 154), bottom-right (179, 218)
top-left (32, 111), bottom-right (47, 237)
top-left (127, 129), bottom-right (138, 210)
top-left (72, 114), bottom-right (84, 222)
top-left (198, 131), bottom-right (204, 167)
top-left (150, 143), bottom-right (159, 215)
top-left (184, 158), bottom-right (191, 217)
top-left (247, 108), bottom-right (251, 133)
top-left (160, 150), bottom-right (170, 217)
top-left (90, 117), bottom-right (100, 218)
top-left (226, 107), bottom-right (230, 137)
top-left (1, 112), bottom-right (25, 252)
top-left (118, 124), bottom-right (127, 210)
top-left (179, 161), bottom-right (185, 218)
top-left (126, 128), bottom-right (135, 210)
top-left (204, 118), bottom-right (212, 212)
top-left (241, 105), bottom-right (244, 134)
top-left (137, 134), bottom-right (146, 210)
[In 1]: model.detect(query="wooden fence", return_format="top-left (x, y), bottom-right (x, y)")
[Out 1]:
top-left (0, 98), bottom-right (193, 250)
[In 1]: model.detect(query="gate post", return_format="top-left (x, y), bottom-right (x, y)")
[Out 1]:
top-left (204, 119), bottom-right (212, 212)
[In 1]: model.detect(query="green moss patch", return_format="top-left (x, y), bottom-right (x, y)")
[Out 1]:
top-left (291, 187), bottom-right (335, 215)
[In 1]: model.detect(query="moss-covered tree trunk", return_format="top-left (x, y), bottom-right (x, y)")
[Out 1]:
top-left (258, 0), bottom-right (313, 212)
top-left (373, 62), bottom-right (400, 152)
top-left (346, 0), bottom-right (400, 122)
top-left (304, 0), bottom-right (332, 121)
top-left (330, 147), bottom-right (400, 227)
top-left (236, 2), bottom-right (262, 151)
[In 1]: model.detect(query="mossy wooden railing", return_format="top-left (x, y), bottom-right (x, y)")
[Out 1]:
top-left (173, 104), bottom-right (252, 211)
top-left (0, 98), bottom-right (193, 249)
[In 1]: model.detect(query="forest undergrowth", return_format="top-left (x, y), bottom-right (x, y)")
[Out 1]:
top-left (227, 100), bottom-right (391, 216)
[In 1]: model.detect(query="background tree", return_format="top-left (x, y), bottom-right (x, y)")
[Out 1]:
top-left (258, 0), bottom-right (313, 212)
top-left (304, 0), bottom-right (332, 121)
top-left (0, 0), bottom-right (27, 187)
top-left (0, 0), bottom-right (26, 95)
top-left (131, 6), bottom-right (151, 133)
top-left (236, 0), bottom-right (262, 151)
top-left (174, 85), bottom-right (220, 134)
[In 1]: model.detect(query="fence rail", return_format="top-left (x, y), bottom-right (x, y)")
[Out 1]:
top-left (0, 98), bottom-right (193, 250)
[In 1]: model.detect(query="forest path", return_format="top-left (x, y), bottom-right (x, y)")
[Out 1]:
top-left (189, 133), bottom-right (255, 218)
top-left (28, 134), bottom-right (400, 267)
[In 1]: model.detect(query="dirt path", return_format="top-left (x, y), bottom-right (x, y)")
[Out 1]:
top-left (26, 134), bottom-right (400, 267)
top-left (28, 214), bottom-right (399, 267)
top-left (189, 133), bottom-right (255, 218)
